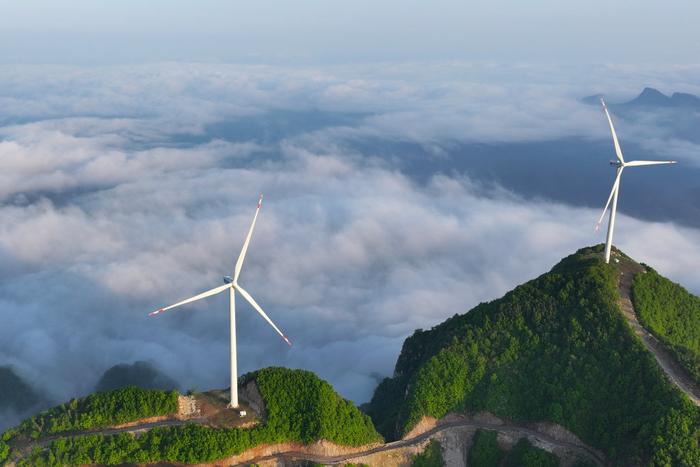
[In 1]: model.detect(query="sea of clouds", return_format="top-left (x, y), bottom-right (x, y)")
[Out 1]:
top-left (1, 62), bottom-right (699, 429)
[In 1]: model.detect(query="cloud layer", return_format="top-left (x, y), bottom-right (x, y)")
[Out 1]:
top-left (1, 63), bottom-right (699, 430)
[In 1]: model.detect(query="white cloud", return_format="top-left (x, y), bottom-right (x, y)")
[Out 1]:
top-left (1, 62), bottom-right (700, 428)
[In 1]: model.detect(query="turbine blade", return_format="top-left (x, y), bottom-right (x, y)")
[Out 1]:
top-left (595, 168), bottom-right (623, 231)
top-left (624, 160), bottom-right (677, 167)
top-left (601, 98), bottom-right (625, 164)
top-left (234, 194), bottom-right (263, 283)
top-left (150, 283), bottom-right (231, 316)
top-left (235, 284), bottom-right (292, 346)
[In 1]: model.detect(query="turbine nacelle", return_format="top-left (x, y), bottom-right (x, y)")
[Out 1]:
top-left (610, 160), bottom-right (623, 167)
top-left (223, 275), bottom-right (233, 284)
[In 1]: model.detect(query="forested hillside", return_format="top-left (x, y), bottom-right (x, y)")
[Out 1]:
top-left (633, 267), bottom-right (700, 383)
top-left (4, 247), bottom-right (700, 466)
top-left (368, 246), bottom-right (700, 465)
top-left (2, 368), bottom-right (381, 465)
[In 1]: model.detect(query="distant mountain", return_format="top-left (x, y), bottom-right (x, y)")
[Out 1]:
top-left (581, 93), bottom-right (603, 106)
top-left (669, 91), bottom-right (700, 108)
top-left (95, 361), bottom-right (178, 392)
top-left (583, 87), bottom-right (700, 110)
top-left (0, 366), bottom-right (39, 413)
top-left (627, 87), bottom-right (673, 107)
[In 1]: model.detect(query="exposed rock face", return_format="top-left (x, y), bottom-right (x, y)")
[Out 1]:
top-left (240, 379), bottom-right (266, 420)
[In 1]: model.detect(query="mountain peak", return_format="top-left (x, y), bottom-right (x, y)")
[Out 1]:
top-left (584, 87), bottom-right (700, 110)
top-left (671, 91), bottom-right (700, 107)
top-left (630, 87), bottom-right (671, 106)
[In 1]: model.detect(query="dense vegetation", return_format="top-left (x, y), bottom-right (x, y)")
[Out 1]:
top-left (252, 367), bottom-right (381, 445)
top-left (368, 246), bottom-right (700, 465)
top-left (505, 438), bottom-right (559, 467)
top-left (632, 267), bottom-right (700, 382)
top-left (15, 386), bottom-right (178, 438)
top-left (467, 431), bottom-right (559, 467)
top-left (10, 368), bottom-right (381, 465)
top-left (467, 429), bottom-right (503, 466)
top-left (0, 432), bottom-right (10, 464)
top-left (410, 439), bottom-right (443, 467)
top-left (0, 366), bottom-right (39, 413)
top-left (7, 247), bottom-right (700, 466)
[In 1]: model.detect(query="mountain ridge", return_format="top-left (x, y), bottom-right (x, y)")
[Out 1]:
top-left (582, 87), bottom-right (700, 110)
top-left (3, 246), bottom-right (700, 466)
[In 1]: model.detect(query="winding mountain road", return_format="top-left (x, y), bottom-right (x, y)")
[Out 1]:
top-left (9, 414), bottom-right (605, 467)
top-left (232, 415), bottom-right (606, 466)
top-left (617, 267), bottom-right (700, 405)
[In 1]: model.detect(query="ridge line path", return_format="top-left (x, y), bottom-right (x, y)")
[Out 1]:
top-left (617, 268), bottom-right (700, 405)
top-left (234, 415), bottom-right (607, 467)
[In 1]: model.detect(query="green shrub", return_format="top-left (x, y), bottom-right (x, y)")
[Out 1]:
top-left (0, 438), bottom-right (10, 464)
top-left (505, 438), bottom-right (558, 467)
top-left (16, 386), bottom-right (178, 437)
top-left (467, 430), bottom-right (503, 467)
top-left (411, 439), bottom-right (443, 467)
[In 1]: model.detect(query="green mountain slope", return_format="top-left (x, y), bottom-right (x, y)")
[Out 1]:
top-left (2, 367), bottom-right (381, 466)
top-left (14, 386), bottom-right (178, 438)
top-left (4, 246), bottom-right (700, 466)
top-left (633, 266), bottom-right (700, 383)
top-left (368, 246), bottom-right (700, 465)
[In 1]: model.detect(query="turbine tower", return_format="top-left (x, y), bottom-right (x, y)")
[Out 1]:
top-left (596, 99), bottom-right (677, 263)
top-left (150, 194), bottom-right (291, 408)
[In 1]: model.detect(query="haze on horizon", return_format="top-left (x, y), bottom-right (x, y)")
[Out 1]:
top-left (0, 0), bottom-right (699, 65)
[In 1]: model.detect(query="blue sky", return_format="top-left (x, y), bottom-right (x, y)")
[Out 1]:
top-left (1, 0), bottom-right (698, 64)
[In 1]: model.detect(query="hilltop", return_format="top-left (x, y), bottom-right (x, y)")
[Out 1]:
top-left (1, 368), bottom-right (381, 466)
top-left (2, 246), bottom-right (700, 466)
top-left (368, 245), bottom-right (700, 465)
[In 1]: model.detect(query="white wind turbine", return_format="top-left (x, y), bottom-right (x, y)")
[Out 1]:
top-left (595, 98), bottom-right (677, 263)
top-left (150, 194), bottom-right (291, 408)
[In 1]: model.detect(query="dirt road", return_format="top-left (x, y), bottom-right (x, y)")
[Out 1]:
top-left (617, 266), bottom-right (700, 405)
top-left (234, 415), bottom-right (607, 466)
top-left (8, 417), bottom-right (208, 465)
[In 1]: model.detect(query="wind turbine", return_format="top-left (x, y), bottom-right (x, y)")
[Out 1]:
top-left (595, 98), bottom-right (677, 263)
top-left (150, 194), bottom-right (291, 409)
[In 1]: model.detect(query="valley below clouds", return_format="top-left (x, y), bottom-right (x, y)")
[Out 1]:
top-left (1, 62), bottom-right (700, 429)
